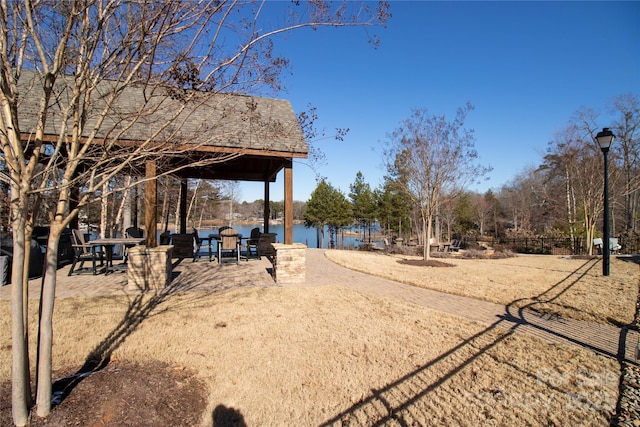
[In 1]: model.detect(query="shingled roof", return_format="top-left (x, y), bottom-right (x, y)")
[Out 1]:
top-left (17, 70), bottom-right (308, 182)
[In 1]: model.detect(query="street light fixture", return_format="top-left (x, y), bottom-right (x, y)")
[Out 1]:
top-left (595, 127), bottom-right (615, 276)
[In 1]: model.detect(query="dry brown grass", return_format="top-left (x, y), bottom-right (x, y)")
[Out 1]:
top-left (326, 250), bottom-right (639, 325)
top-left (0, 280), bottom-right (621, 426)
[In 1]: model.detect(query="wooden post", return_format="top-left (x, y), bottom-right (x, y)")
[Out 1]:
top-left (284, 159), bottom-right (293, 244)
top-left (263, 180), bottom-right (270, 234)
top-left (145, 160), bottom-right (157, 247)
top-left (180, 178), bottom-right (188, 234)
top-left (133, 184), bottom-right (139, 229)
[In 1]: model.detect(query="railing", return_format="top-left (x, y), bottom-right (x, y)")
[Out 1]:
top-left (619, 235), bottom-right (640, 255)
top-left (493, 236), bottom-right (638, 255)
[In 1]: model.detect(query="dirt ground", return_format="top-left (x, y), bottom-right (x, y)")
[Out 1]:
top-left (0, 251), bottom-right (636, 426)
top-left (0, 359), bottom-right (207, 427)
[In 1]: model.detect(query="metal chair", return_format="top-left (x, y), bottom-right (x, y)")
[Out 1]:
top-left (217, 227), bottom-right (240, 264)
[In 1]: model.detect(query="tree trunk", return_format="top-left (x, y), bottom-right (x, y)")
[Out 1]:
top-left (35, 222), bottom-right (64, 417)
top-left (565, 167), bottom-right (576, 252)
top-left (434, 200), bottom-right (441, 244)
top-left (317, 226), bottom-right (324, 249)
top-left (422, 214), bottom-right (433, 261)
top-left (100, 182), bottom-right (109, 238)
top-left (187, 180), bottom-right (201, 229)
top-left (585, 210), bottom-right (596, 256)
top-left (11, 213), bottom-right (30, 426)
top-left (631, 191), bottom-right (638, 235)
top-left (160, 183), bottom-right (169, 231)
top-left (174, 184), bottom-right (181, 233)
top-left (116, 176), bottom-right (132, 236)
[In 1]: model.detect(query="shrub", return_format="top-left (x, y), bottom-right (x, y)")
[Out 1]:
top-left (461, 249), bottom-right (489, 259)
top-left (461, 249), bottom-right (516, 259)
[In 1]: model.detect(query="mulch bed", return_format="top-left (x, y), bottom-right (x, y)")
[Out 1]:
top-left (397, 259), bottom-right (455, 267)
top-left (0, 359), bottom-right (207, 427)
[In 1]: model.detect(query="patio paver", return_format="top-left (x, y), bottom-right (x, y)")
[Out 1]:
top-left (300, 249), bottom-right (640, 365)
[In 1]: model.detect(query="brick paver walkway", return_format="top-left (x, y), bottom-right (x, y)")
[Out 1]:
top-left (301, 249), bottom-right (639, 365)
top-left (1, 248), bottom-right (637, 364)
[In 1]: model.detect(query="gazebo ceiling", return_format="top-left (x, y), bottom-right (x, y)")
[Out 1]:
top-left (165, 152), bottom-right (298, 182)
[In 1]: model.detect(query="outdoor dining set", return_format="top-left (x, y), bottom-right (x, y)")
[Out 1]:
top-left (68, 226), bottom-right (263, 276)
top-left (190, 226), bottom-right (262, 264)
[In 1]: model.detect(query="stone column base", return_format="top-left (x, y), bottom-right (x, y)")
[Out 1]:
top-left (127, 245), bottom-right (173, 292)
top-left (272, 243), bottom-right (306, 284)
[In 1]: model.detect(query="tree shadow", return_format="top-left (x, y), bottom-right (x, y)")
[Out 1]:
top-left (618, 254), bottom-right (640, 265)
top-left (48, 263), bottom-right (235, 408)
top-left (321, 257), bottom-right (629, 425)
top-left (505, 257), bottom-right (624, 324)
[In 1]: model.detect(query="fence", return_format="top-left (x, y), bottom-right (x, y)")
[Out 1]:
top-left (493, 236), bottom-right (639, 256)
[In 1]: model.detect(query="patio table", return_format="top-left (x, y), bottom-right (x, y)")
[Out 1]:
top-left (89, 237), bottom-right (145, 274)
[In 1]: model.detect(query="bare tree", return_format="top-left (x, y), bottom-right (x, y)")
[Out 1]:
top-left (386, 104), bottom-right (491, 260)
top-left (471, 192), bottom-right (493, 236)
top-left (541, 123), bottom-right (619, 255)
top-left (439, 192), bottom-right (457, 241)
top-left (0, 1), bottom-right (390, 424)
top-left (539, 128), bottom-right (583, 247)
top-left (610, 94), bottom-right (640, 236)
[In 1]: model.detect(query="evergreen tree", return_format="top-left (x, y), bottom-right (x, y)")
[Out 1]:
top-left (376, 175), bottom-right (412, 237)
top-left (305, 180), bottom-right (352, 248)
top-left (349, 172), bottom-right (377, 243)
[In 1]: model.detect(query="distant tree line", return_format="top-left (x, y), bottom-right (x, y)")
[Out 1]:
top-left (303, 94), bottom-right (640, 257)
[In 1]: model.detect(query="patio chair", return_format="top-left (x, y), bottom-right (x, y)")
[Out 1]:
top-left (124, 227), bottom-right (144, 263)
top-left (610, 238), bottom-right (622, 253)
top-left (449, 239), bottom-right (461, 252)
top-left (193, 228), bottom-right (214, 262)
top-left (592, 237), bottom-right (622, 255)
top-left (68, 229), bottom-right (102, 275)
top-left (593, 238), bottom-right (603, 255)
top-left (159, 230), bottom-right (171, 245)
top-left (170, 233), bottom-right (194, 259)
top-left (217, 227), bottom-right (240, 265)
top-left (244, 227), bottom-right (261, 260)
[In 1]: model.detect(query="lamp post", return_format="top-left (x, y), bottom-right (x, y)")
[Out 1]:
top-left (595, 127), bottom-right (615, 276)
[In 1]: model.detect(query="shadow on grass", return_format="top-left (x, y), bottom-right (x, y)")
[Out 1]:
top-left (321, 257), bottom-right (627, 425)
top-left (49, 257), bottom-right (275, 408)
top-left (212, 404), bottom-right (246, 427)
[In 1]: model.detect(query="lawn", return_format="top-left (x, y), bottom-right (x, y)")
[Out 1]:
top-left (1, 250), bottom-right (636, 426)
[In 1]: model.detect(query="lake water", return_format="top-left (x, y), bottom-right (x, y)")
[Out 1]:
top-left (197, 223), bottom-right (371, 249)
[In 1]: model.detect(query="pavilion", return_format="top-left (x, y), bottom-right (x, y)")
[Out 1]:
top-left (17, 70), bottom-right (308, 245)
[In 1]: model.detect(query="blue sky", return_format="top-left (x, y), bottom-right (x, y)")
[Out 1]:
top-left (240, 1), bottom-right (640, 203)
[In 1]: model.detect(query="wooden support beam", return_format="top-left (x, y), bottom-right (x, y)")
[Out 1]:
top-left (263, 181), bottom-right (270, 234)
top-left (145, 160), bottom-right (157, 247)
top-left (284, 159), bottom-right (293, 244)
top-left (180, 178), bottom-right (188, 234)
